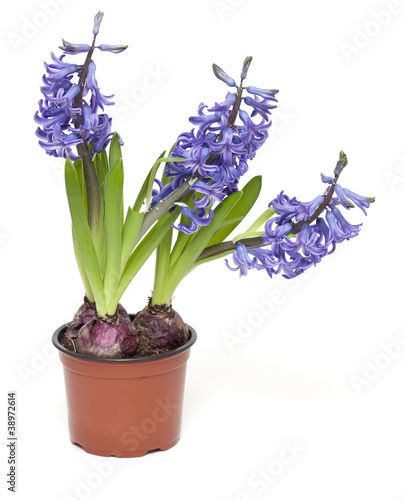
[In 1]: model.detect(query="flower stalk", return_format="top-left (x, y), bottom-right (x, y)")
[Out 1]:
top-left (74, 35), bottom-right (99, 239)
top-left (290, 151), bottom-right (348, 235)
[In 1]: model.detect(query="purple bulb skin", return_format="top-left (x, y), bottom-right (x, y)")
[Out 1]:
top-left (132, 303), bottom-right (189, 351)
top-left (65, 300), bottom-right (138, 358)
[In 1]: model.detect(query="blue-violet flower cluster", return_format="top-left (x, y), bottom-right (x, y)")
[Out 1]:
top-left (34, 13), bottom-right (126, 160)
top-left (226, 168), bottom-right (375, 278)
top-left (152, 59), bottom-right (278, 234)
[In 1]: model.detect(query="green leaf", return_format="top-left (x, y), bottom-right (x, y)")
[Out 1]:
top-left (191, 249), bottom-right (235, 270)
top-left (169, 223), bottom-right (192, 269)
top-left (95, 185), bottom-right (107, 276)
top-left (100, 149), bottom-right (109, 173)
top-left (132, 150), bottom-right (165, 212)
top-left (145, 153), bottom-right (166, 211)
top-left (163, 191), bottom-right (244, 301)
top-left (121, 208), bottom-right (144, 274)
top-left (65, 158), bottom-right (107, 315)
top-left (108, 133), bottom-right (122, 170)
top-left (151, 228), bottom-right (173, 305)
top-left (94, 152), bottom-right (108, 190)
top-left (110, 203), bottom-right (186, 313)
top-left (245, 207), bottom-right (276, 233)
top-left (206, 176), bottom-right (262, 247)
top-left (168, 196), bottom-right (200, 268)
top-left (232, 230), bottom-right (265, 243)
top-left (73, 158), bottom-right (86, 208)
top-left (132, 152), bottom-right (186, 212)
top-left (103, 159), bottom-right (124, 313)
top-left (72, 226), bottom-right (95, 302)
top-left (216, 216), bottom-right (244, 232)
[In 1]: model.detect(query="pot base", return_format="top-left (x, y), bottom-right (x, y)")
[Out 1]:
top-left (70, 437), bottom-right (180, 458)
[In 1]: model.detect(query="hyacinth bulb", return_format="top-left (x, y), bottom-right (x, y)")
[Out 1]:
top-left (132, 303), bottom-right (189, 351)
top-left (65, 300), bottom-right (138, 358)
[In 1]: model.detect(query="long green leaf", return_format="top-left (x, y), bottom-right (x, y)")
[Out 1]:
top-left (103, 160), bottom-right (124, 313)
top-left (120, 208), bottom-right (144, 274)
top-left (94, 152), bottom-right (108, 189)
top-left (245, 207), bottom-right (276, 233)
top-left (65, 158), bottom-right (107, 315)
top-left (216, 216), bottom-right (244, 232)
top-left (169, 224), bottom-right (192, 269)
top-left (73, 159), bottom-right (87, 211)
top-left (72, 226), bottom-right (95, 302)
top-left (161, 142), bottom-right (177, 187)
top-left (232, 230), bottom-right (265, 243)
top-left (108, 133), bottom-right (122, 170)
top-left (206, 176), bottom-right (262, 247)
top-left (133, 150), bottom-right (165, 212)
top-left (151, 227), bottom-right (173, 305)
top-left (95, 185), bottom-right (107, 275)
top-left (163, 191), bottom-right (244, 300)
top-left (145, 153), bottom-right (166, 211)
top-left (132, 153), bottom-right (186, 212)
top-left (191, 249), bottom-right (235, 270)
top-left (168, 194), bottom-right (200, 268)
top-left (94, 154), bottom-right (107, 274)
top-left (109, 204), bottom-right (185, 312)
top-left (100, 149), bottom-right (109, 173)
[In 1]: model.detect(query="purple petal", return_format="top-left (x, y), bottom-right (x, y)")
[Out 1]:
top-left (59, 40), bottom-right (91, 55)
top-left (212, 64), bottom-right (237, 87)
top-left (97, 44), bottom-right (128, 54)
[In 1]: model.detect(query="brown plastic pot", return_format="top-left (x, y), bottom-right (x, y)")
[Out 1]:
top-left (52, 322), bottom-right (196, 458)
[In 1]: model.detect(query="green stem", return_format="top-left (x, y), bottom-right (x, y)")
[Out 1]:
top-left (151, 229), bottom-right (173, 306)
top-left (169, 229), bottom-right (191, 269)
top-left (290, 175), bottom-right (339, 235)
top-left (77, 141), bottom-right (100, 239)
top-left (197, 236), bottom-right (265, 262)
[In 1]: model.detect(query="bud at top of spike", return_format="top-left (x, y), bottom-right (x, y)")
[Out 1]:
top-left (334, 150), bottom-right (348, 177)
top-left (241, 56), bottom-right (253, 81)
top-left (93, 11), bottom-right (104, 36)
top-left (212, 64), bottom-right (237, 87)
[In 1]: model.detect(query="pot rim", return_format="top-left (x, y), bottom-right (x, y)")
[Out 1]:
top-left (52, 321), bottom-right (197, 363)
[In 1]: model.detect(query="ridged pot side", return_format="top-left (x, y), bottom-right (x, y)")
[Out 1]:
top-left (53, 325), bottom-right (197, 457)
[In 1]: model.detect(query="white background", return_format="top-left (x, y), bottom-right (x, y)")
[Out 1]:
top-left (1, 0), bottom-right (404, 498)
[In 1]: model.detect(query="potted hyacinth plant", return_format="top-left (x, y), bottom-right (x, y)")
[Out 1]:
top-left (35, 13), bottom-right (374, 457)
